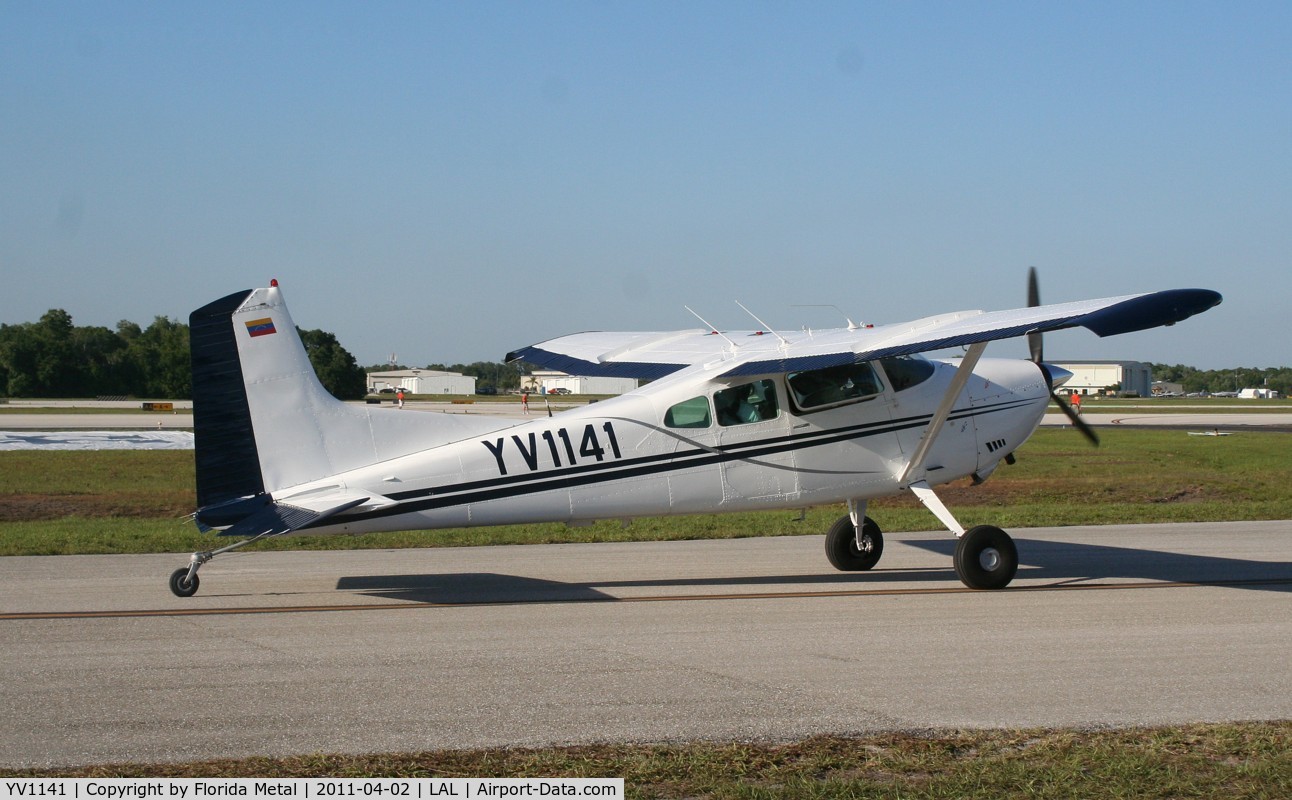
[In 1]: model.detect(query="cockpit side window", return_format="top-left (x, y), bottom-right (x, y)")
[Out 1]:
top-left (714, 379), bottom-right (780, 426)
top-left (878, 354), bottom-right (936, 392)
top-left (786, 361), bottom-right (883, 412)
top-left (664, 396), bottom-right (712, 429)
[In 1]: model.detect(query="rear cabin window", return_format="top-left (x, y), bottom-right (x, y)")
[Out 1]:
top-left (714, 379), bottom-right (780, 426)
top-left (787, 361), bottom-right (883, 412)
top-left (664, 396), bottom-right (712, 429)
top-left (878, 354), bottom-right (936, 392)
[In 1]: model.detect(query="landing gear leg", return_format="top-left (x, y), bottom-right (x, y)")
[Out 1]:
top-left (167, 534), bottom-right (270, 598)
top-left (908, 479), bottom-right (1018, 590)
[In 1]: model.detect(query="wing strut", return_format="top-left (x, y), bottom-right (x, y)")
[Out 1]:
top-left (898, 342), bottom-right (988, 488)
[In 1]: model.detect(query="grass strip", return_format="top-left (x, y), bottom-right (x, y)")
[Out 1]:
top-left (5, 723), bottom-right (1289, 798)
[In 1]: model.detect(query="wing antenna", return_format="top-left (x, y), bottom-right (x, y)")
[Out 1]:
top-left (684, 305), bottom-right (740, 350)
top-left (735, 300), bottom-right (790, 347)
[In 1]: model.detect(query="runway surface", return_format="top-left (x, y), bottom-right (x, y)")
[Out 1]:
top-left (1, 521), bottom-right (1290, 769)
top-left (1041, 411), bottom-right (1292, 430)
top-left (4, 399), bottom-right (1290, 433)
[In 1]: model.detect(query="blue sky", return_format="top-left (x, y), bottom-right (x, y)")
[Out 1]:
top-left (2, 2), bottom-right (1287, 370)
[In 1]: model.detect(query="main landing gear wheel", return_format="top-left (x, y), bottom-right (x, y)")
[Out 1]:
top-left (169, 567), bottom-right (200, 598)
top-left (825, 515), bottom-right (884, 571)
top-left (954, 525), bottom-right (1018, 590)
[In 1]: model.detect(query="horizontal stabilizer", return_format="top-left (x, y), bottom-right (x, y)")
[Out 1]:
top-left (217, 495), bottom-right (370, 537)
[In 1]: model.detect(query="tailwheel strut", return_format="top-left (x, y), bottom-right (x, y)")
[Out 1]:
top-left (167, 533), bottom-right (274, 598)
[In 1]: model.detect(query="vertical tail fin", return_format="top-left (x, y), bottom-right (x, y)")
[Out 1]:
top-left (192, 282), bottom-right (370, 499)
top-left (190, 282), bottom-right (515, 518)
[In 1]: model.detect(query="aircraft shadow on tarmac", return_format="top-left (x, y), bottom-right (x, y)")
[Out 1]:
top-left (336, 539), bottom-right (1292, 604)
top-left (335, 568), bottom-right (957, 604)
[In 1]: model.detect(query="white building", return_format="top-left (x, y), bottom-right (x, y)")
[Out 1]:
top-left (1051, 361), bottom-right (1151, 397)
top-left (367, 369), bottom-right (476, 395)
top-left (1238, 388), bottom-right (1280, 399)
top-left (528, 370), bottom-right (639, 396)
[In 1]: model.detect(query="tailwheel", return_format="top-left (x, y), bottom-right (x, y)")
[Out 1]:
top-left (954, 525), bottom-right (1018, 590)
top-left (169, 567), bottom-right (200, 598)
top-left (825, 514), bottom-right (884, 571)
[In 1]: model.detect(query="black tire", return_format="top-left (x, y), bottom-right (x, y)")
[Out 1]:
top-left (953, 525), bottom-right (1018, 590)
top-left (825, 514), bottom-right (884, 571)
top-left (169, 567), bottom-right (200, 598)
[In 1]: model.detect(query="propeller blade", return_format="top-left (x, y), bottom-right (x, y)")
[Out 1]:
top-left (1052, 390), bottom-right (1099, 446)
top-left (1028, 268), bottom-right (1095, 445)
top-left (1026, 267), bottom-right (1044, 364)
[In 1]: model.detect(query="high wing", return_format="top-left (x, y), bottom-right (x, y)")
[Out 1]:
top-left (507, 288), bottom-right (1221, 380)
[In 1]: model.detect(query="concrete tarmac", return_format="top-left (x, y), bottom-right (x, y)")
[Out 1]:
top-left (1, 521), bottom-right (1289, 769)
top-left (1042, 411), bottom-right (1292, 430)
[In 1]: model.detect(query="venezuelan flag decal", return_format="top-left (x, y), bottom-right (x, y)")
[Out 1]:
top-left (245, 317), bottom-right (277, 337)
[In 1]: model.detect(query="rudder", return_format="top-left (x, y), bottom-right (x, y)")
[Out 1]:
top-left (190, 289), bottom-right (266, 509)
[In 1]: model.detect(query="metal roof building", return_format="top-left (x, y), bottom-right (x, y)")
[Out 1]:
top-left (367, 369), bottom-right (476, 395)
top-left (1051, 361), bottom-right (1151, 397)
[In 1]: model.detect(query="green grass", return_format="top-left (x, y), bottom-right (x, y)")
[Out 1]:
top-left (1, 428), bottom-right (1290, 556)
top-left (7, 723), bottom-right (1290, 798)
top-left (0, 449), bottom-right (194, 495)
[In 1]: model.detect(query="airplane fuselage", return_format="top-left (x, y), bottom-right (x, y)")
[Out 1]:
top-left (283, 355), bottom-right (1051, 536)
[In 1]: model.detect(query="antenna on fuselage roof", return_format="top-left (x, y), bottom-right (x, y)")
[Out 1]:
top-left (735, 300), bottom-right (789, 347)
top-left (790, 304), bottom-right (863, 330)
top-left (684, 305), bottom-right (740, 350)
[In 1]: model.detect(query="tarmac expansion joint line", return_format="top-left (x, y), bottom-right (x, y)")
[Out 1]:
top-left (4, 576), bottom-right (1290, 621)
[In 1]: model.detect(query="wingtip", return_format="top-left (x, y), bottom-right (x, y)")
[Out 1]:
top-left (1079, 288), bottom-right (1223, 337)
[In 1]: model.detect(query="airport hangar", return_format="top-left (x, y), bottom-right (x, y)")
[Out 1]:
top-left (366, 369), bottom-right (476, 395)
top-left (1050, 360), bottom-right (1152, 397)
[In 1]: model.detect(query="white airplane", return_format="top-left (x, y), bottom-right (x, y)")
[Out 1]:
top-left (170, 274), bottom-right (1221, 597)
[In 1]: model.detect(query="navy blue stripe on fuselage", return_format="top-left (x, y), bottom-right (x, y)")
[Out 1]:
top-left (312, 396), bottom-right (1040, 528)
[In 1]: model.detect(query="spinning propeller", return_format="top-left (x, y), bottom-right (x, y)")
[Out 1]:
top-left (1027, 267), bottom-right (1100, 446)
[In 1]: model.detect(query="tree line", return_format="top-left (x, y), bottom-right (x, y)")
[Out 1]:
top-left (0, 310), bottom-right (368, 400)
top-left (1146, 364), bottom-right (1292, 397)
